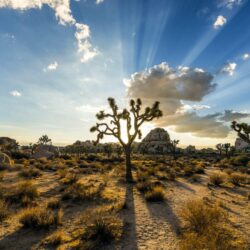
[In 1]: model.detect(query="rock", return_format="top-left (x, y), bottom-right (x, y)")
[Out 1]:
top-left (139, 128), bottom-right (171, 154)
top-left (0, 152), bottom-right (12, 166)
top-left (33, 145), bottom-right (60, 159)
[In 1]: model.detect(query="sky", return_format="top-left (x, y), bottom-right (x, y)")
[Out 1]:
top-left (0, 0), bottom-right (250, 148)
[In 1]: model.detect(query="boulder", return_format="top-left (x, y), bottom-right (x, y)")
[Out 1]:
top-left (33, 145), bottom-right (60, 159)
top-left (139, 128), bottom-right (171, 154)
top-left (0, 152), bottom-right (12, 166)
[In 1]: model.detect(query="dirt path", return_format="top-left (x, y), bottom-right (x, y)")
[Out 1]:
top-left (120, 185), bottom-right (179, 250)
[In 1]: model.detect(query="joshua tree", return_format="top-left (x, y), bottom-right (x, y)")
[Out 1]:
top-left (170, 139), bottom-right (179, 160)
top-left (223, 143), bottom-right (231, 158)
top-left (216, 143), bottom-right (223, 156)
top-left (90, 97), bottom-right (162, 182)
top-left (38, 135), bottom-right (52, 145)
top-left (231, 121), bottom-right (250, 143)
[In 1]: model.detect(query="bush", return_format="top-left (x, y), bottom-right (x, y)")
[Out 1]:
top-left (0, 199), bottom-right (8, 222)
top-left (145, 186), bottom-right (165, 202)
top-left (168, 169), bottom-right (176, 181)
top-left (184, 166), bottom-right (194, 176)
top-left (229, 173), bottom-right (246, 186)
top-left (43, 229), bottom-right (69, 246)
top-left (181, 200), bottom-right (226, 234)
top-left (19, 167), bottom-right (41, 179)
top-left (60, 172), bottom-right (79, 185)
top-left (136, 181), bottom-right (152, 193)
top-left (6, 181), bottom-right (38, 205)
top-left (195, 166), bottom-right (205, 174)
top-left (47, 198), bottom-right (61, 209)
top-left (79, 212), bottom-right (123, 248)
top-left (19, 207), bottom-right (62, 228)
top-left (209, 173), bottom-right (225, 186)
top-left (180, 200), bottom-right (247, 250)
top-left (231, 155), bottom-right (249, 166)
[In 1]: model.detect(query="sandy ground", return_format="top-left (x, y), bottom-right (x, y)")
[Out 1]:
top-left (0, 166), bottom-right (249, 250)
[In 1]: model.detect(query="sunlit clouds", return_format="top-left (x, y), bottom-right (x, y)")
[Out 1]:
top-left (213, 15), bottom-right (227, 28)
top-left (10, 90), bottom-right (22, 97)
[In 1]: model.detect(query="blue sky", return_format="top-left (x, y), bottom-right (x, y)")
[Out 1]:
top-left (0, 0), bottom-right (250, 147)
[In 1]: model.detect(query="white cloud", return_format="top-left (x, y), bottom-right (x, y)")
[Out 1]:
top-left (0, 0), bottom-right (75, 25)
top-left (75, 23), bottom-right (98, 62)
top-left (10, 90), bottom-right (22, 97)
top-left (96, 0), bottom-right (104, 4)
top-left (220, 62), bottom-right (237, 75)
top-left (213, 15), bottom-right (227, 29)
top-left (44, 61), bottom-right (58, 72)
top-left (218, 0), bottom-right (243, 9)
top-left (242, 53), bottom-right (249, 60)
top-left (0, 0), bottom-right (98, 63)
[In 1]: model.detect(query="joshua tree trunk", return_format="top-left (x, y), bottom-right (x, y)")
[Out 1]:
top-left (125, 145), bottom-right (133, 182)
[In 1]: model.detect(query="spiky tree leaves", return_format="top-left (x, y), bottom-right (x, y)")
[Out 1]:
top-left (38, 135), bottom-right (52, 145)
top-left (231, 121), bottom-right (250, 143)
top-left (216, 143), bottom-right (223, 156)
top-left (90, 97), bottom-right (162, 182)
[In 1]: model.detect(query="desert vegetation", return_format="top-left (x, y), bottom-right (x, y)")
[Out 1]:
top-left (0, 108), bottom-right (249, 249)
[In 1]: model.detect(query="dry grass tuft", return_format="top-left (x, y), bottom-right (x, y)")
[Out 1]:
top-left (6, 181), bottom-right (39, 205)
top-left (209, 173), bottom-right (225, 186)
top-left (180, 199), bottom-right (247, 250)
top-left (43, 229), bottom-right (69, 246)
top-left (19, 206), bottom-right (63, 228)
top-left (78, 211), bottom-right (123, 249)
top-left (19, 167), bottom-right (41, 179)
top-left (0, 199), bottom-right (9, 222)
top-left (145, 186), bottom-right (165, 202)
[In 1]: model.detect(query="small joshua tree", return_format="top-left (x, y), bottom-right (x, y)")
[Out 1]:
top-left (38, 135), bottom-right (52, 145)
top-left (90, 98), bottom-right (162, 182)
top-left (216, 143), bottom-right (223, 156)
top-left (231, 121), bottom-right (250, 143)
top-left (223, 143), bottom-right (231, 158)
top-left (170, 140), bottom-right (179, 160)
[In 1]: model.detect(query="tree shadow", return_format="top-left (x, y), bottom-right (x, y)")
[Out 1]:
top-left (175, 179), bottom-right (195, 193)
top-left (0, 227), bottom-right (49, 250)
top-left (145, 199), bottom-right (182, 236)
top-left (120, 184), bottom-right (138, 250)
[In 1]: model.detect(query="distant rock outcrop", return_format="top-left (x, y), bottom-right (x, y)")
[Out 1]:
top-left (0, 151), bottom-right (12, 166)
top-left (33, 145), bottom-right (60, 159)
top-left (139, 128), bottom-right (171, 154)
top-left (235, 138), bottom-right (250, 152)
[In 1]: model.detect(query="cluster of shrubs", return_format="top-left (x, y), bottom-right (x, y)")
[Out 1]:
top-left (76, 210), bottom-right (123, 249)
top-left (209, 171), bottom-right (249, 186)
top-left (180, 199), bottom-right (247, 249)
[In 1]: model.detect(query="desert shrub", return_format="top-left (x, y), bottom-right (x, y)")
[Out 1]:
top-left (224, 168), bottom-right (233, 175)
top-left (19, 167), bottom-right (41, 179)
top-left (19, 207), bottom-right (62, 228)
top-left (181, 200), bottom-right (226, 234)
top-left (194, 166), bottom-right (205, 174)
top-left (136, 171), bottom-right (150, 182)
top-left (0, 199), bottom-right (9, 222)
top-left (62, 182), bottom-right (104, 201)
top-left (168, 169), bottom-right (176, 181)
top-left (43, 229), bottom-right (69, 246)
top-left (6, 181), bottom-right (38, 205)
top-left (145, 186), bottom-right (165, 202)
top-left (0, 172), bottom-right (4, 182)
top-left (136, 181), bottom-right (152, 193)
top-left (79, 212), bottom-right (123, 249)
top-left (60, 172), bottom-right (80, 185)
top-left (11, 151), bottom-right (29, 160)
top-left (229, 173), bottom-right (246, 186)
top-left (184, 166), bottom-right (194, 176)
top-left (47, 198), bottom-right (61, 209)
top-left (191, 174), bottom-right (200, 182)
top-left (231, 155), bottom-right (249, 166)
top-left (60, 154), bottom-right (72, 160)
top-left (180, 200), bottom-right (247, 250)
top-left (0, 163), bottom-right (8, 171)
top-left (209, 173), bottom-right (225, 186)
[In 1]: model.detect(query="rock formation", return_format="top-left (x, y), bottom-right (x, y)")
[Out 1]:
top-left (139, 128), bottom-right (171, 154)
top-left (33, 145), bottom-right (60, 159)
top-left (0, 152), bottom-right (12, 166)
